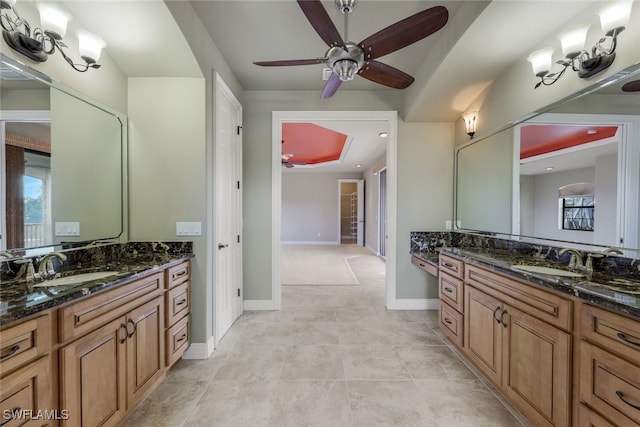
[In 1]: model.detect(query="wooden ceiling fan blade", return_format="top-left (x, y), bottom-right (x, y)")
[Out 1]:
top-left (621, 80), bottom-right (640, 92)
top-left (254, 58), bottom-right (325, 67)
top-left (297, 0), bottom-right (345, 48)
top-left (358, 61), bottom-right (414, 89)
top-left (358, 6), bottom-right (448, 60)
top-left (321, 73), bottom-right (343, 99)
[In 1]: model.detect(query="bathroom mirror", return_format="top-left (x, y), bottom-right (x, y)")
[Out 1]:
top-left (0, 54), bottom-right (126, 255)
top-left (455, 64), bottom-right (640, 253)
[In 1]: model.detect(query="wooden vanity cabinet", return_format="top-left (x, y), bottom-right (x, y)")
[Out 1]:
top-left (164, 261), bottom-right (190, 367)
top-left (578, 304), bottom-right (640, 426)
top-left (58, 273), bottom-right (166, 427)
top-left (0, 313), bottom-right (52, 427)
top-left (438, 255), bottom-right (465, 348)
top-left (458, 260), bottom-right (572, 427)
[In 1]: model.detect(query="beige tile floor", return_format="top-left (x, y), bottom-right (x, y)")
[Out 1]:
top-left (123, 250), bottom-right (529, 427)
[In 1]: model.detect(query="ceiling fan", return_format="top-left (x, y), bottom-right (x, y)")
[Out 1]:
top-left (254, 0), bottom-right (448, 99)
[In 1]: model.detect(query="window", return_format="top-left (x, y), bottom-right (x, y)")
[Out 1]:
top-left (561, 196), bottom-right (594, 231)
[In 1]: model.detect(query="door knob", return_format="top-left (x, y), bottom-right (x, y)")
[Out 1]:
top-left (218, 243), bottom-right (228, 250)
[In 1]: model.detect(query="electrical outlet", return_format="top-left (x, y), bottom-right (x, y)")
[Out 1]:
top-left (445, 220), bottom-right (452, 230)
top-left (176, 222), bottom-right (202, 236)
top-left (55, 222), bottom-right (80, 236)
top-left (456, 220), bottom-right (462, 228)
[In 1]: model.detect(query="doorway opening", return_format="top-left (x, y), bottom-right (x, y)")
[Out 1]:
top-left (339, 178), bottom-right (364, 245)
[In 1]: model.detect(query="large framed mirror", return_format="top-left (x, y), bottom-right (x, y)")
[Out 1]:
top-left (455, 63), bottom-right (640, 254)
top-left (0, 54), bottom-right (127, 256)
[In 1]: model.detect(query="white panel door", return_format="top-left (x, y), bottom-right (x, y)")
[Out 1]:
top-left (214, 75), bottom-right (243, 343)
top-left (357, 179), bottom-right (364, 246)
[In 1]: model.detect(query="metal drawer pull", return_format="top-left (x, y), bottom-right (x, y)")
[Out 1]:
top-left (616, 390), bottom-right (640, 411)
top-left (444, 287), bottom-right (453, 293)
top-left (119, 323), bottom-right (128, 344)
top-left (500, 310), bottom-right (509, 328)
top-left (443, 262), bottom-right (455, 269)
top-left (0, 407), bottom-right (21, 426)
top-left (616, 332), bottom-right (640, 348)
top-left (176, 299), bottom-right (187, 306)
top-left (419, 263), bottom-right (425, 267)
top-left (127, 319), bottom-right (137, 338)
top-left (493, 307), bottom-right (502, 323)
top-left (172, 270), bottom-right (187, 280)
top-left (0, 344), bottom-right (20, 360)
top-left (443, 318), bottom-right (452, 325)
top-left (177, 334), bottom-right (188, 343)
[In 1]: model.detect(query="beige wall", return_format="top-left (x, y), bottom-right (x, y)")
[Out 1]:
top-left (281, 172), bottom-right (362, 243)
top-left (127, 77), bottom-right (208, 342)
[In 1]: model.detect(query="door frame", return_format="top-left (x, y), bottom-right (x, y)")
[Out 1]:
top-left (337, 178), bottom-right (364, 245)
top-left (378, 167), bottom-right (387, 258)
top-left (271, 111), bottom-right (397, 310)
top-left (0, 110), bottom-right (51, 251)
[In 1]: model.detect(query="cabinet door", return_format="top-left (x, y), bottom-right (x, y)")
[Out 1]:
top-left (464, 285), bottom-right (503, 385)
top-left (0, 357), bottom-right (51, 427)
top-left (126, 296), bottom-right (165, 408)
top-left (59, 318), bottom-right (127, 427)
top-left (502, 305), bottom-right (571, 427)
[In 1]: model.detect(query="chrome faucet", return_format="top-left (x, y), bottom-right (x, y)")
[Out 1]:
top-left (603, 247), bottom-right (624, 256)
top-left (37, 252), bottom-right (67, 279)
top-left (559, 248), bottom-right (584, 270)
top-left (14, 259), bottom-right (39, 292)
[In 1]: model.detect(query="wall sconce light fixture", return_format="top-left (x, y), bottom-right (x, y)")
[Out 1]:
top-left (0, 0), bottom-right (105, 72)
top-left (527, 1), bottom-right (632, 89)
top-left (462, 111), bottom-right (478, 139)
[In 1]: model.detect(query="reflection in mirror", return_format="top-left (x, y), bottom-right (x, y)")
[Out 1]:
top-left (455, 65), bottom-right (640, 254)
top-left (0, 54), bottom-right (125, 255)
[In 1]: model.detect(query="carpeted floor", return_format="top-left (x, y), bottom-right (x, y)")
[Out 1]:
top-left (281, 244), bottom-right (384, 286)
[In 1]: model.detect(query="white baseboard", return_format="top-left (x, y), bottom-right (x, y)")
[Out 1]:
top-left (182, 336), bottom-right (214, 359)
top-left (281, 241), bottom-right (339, 245)
top-left (244, 299), bottom-right (277, 310)
top-left (365, 244), bottom-right (379, 256)
top-left (387, 298), bottom-right (439, 310)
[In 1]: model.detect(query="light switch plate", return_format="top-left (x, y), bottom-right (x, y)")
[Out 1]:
top-left (55, 222), bottom-right (80, 236)
top-left (176, 222), bottom-right (202, 236)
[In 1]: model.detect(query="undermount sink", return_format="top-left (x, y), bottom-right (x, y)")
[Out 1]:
top-left (33, 271), bottom-right (117, 288)
top-left (511, 265), bottom-right (584, 278)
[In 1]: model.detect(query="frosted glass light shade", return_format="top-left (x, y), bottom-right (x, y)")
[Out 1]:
top-left (558, 24), bottom-right (590, 58)
top-left (527, 48), bottom-right (554, 77)
top-left (36, 3), bottom-right (72, 39)
top-left (76, 30), bottom-right (106, 62)
top-left (462, 111), bottom-right (478, 136)
top-left (598, 1), bottom-right (633, 34)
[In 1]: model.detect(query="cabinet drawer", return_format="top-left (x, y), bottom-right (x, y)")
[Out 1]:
top-left (166, 261), bottom-right (190, 289)
top-left (0, 357), bottom-right (51, 426)
top-left (166, 281), bottom-right (190, 327)
top-left (580, 304), bottom-right (640, 363)
top-left (439, 272), bottom-right (463, 313)
top-left (580, 341), bottom-right (640, 426)
top-left (465, 264), bottom-right (572, 331)
top-left (440, 302), bottom-right (463, 348)
top-left (578, 404), bottom-right (616, 427)
top-left (439, 254), bottom-right (464, 279)
top-left (0, 314), bottom-right (50, 376)
top-left (411, 255), bottom-right (438, 277)
top-left (166, 315), bottom-right (189, 368)
top-left (59, 272), bottom-right (163, 343)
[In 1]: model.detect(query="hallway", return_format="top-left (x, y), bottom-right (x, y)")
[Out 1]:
top-left (123, 248), bottom-right (526, 426)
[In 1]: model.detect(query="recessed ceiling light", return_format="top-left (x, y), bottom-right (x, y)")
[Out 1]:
top-left (545, 166), bottom-right (554, 171)
top-left (355, 164), bottom-right (362, 168)
top-left (587, 129), bottom-right (597, 135)
top-left (378, 132), bottom-right (388, 138)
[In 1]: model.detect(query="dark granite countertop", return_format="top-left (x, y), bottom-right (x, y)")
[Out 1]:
top-left (412, 251), bottom-right (439, 267)
top-left (433, 247), bottom-right (639, 318)
top-left (0, 251), bottom-right (193, 329)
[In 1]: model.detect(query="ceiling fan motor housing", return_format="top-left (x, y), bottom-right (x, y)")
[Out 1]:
top-left (326, 42), bottom-right (364, 81)
top-left (336, 0), bottom-right (357, 14)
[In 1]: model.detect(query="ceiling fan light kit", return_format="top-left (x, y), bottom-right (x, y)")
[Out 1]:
top-left (254, 0), bottom-right (448, 99)
top-left (527, 1), bottom-right (633, 89)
